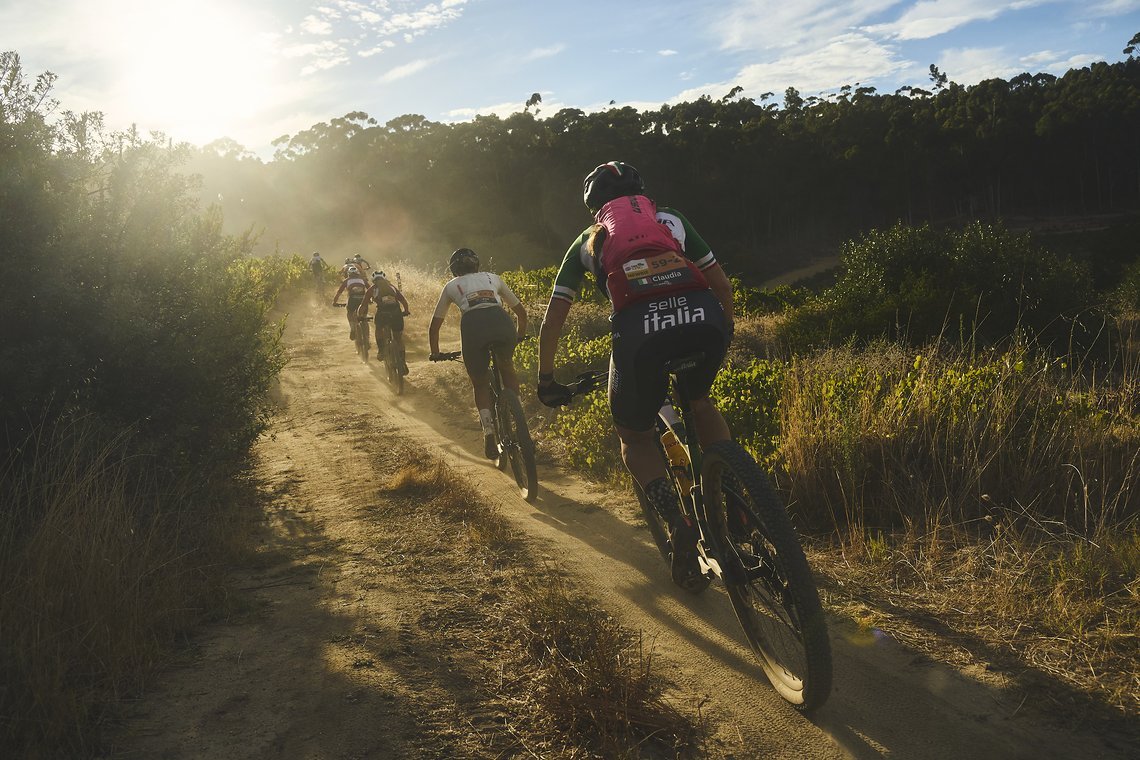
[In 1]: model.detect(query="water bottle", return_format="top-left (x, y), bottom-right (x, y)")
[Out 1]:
top-left (660, 428), bottom-right (694, 495)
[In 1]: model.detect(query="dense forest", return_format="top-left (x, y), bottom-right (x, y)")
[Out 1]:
top-left (188, 37), bottom-right (1140, 279)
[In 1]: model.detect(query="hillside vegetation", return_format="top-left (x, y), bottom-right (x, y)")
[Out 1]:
top-left (186, 35), bottom-right (1140, 279)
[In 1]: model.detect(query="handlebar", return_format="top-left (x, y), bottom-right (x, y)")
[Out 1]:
top-left (430, 335), bottom-right (530, 363)
top-left (565, 370), bottom-right (609, 400)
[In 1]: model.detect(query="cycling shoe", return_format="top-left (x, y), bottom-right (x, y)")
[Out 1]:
top-left (669, 516), bottom-right (710, 593)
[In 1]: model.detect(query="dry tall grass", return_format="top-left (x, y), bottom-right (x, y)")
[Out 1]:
top-left (775, 339), bottom-right (1140, 715)
top-left (0, 420), bottom-right (250, 757)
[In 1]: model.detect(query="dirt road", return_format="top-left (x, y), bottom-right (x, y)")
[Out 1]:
top-left (104, 290), bottom-right (1137, 759)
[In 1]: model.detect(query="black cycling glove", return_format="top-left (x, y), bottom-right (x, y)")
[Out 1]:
top-left (537, 380), bottom-right (573, 408)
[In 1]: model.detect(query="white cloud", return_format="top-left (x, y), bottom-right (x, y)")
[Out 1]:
top-left (359, 40), bottom-right (396, 58)
top-left (659, 49), bottom-right (679, 56)
top-left (1018, 50), bottom-right (1103, 71)
top-left (677, 32), bottom-right (911, 100)
top-left (380, 56), bottom-right (438, 83)
top-left (935, 43), bottom-right (1102, 85)
top-left (867, 0), bottom-right (1054, 42)
top-left (714, 0), bottom-right (899, 51)
top-left (1087, 0), bottom-right (1140, 11)
top-left (284, 0), bottom-right (471, 73)
top-left (301, 15), bottom-right (334, 35)
top-left (935, 46), bottom-right (1020, 82)
top-left (525, 44), bottom-right (567, 61)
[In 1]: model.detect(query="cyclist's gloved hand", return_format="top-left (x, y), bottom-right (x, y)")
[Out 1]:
top-left (537, 379), bottom-right (573, 407)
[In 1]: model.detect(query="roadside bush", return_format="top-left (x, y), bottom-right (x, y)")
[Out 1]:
top-left (709, 359), bottom-right (784, 467)
top-left (779, 342), bottom-right (1140, 532)
top-left (501, 264), bottom-right (603, 307)
top-left (778, 222), bottom-right (1096, 351)
top-left (731, 278), bottom-right (809, 318)
top-left (0, 55), bottom-right (298, 756)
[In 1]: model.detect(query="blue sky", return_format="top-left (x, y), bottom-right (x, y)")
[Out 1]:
top-left (3, 0), bottom-right (1138, 157)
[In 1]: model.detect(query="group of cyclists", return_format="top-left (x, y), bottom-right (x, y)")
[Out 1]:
top-left (321, 161), bottom-right (736, 591)
top-left (324, 253), bottom-right (411, 374)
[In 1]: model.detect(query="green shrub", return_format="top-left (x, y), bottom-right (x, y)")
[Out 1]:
top-left (710, 359), bottom-right (784, 466)
top-left (778, 222), bottom-right (1096, 351)
top-left (778, 343), bottom-right (1140, 531)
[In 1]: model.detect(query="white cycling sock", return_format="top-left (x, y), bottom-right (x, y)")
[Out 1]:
top-left (479, 409), bottom-right (494, 435)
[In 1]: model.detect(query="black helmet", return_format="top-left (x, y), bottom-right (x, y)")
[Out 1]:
top-left (583, 161), bottom-right (645, 212)
top-left (449, 248), bottom-right (479, 276)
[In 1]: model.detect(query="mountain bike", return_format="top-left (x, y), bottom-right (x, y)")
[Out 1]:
top-left (334, 304), bottom-right (370, 361)
top-left (312, 267), bottom-right (327, 300)
top-left (354, 314), bottom-right (370, 361)
top-left (376, 310), bottom-right (410, 395)
top-left (564, 355), bottom-right (832, 712)
top-left (431, 346), bottom-right (538, 503)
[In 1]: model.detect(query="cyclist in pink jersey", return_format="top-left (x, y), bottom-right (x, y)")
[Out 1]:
top-left (536, 161), bottom-right (735, 590)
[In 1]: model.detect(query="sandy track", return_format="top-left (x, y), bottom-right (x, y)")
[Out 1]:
top-left (104, 293), bottom-right (1138, 759)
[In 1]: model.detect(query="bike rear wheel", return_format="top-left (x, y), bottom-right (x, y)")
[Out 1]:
top-left (391, 342), bottom-right (404, 395)
top-left (494, 386), bottom-right (538, 502)
top-left (701, 440), bottom-right (832, 712)
top-left (356, 320), bottom-right (370, 361)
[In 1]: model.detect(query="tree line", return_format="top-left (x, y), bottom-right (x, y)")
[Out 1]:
top-left (189, 34), bottom-right (1140, 278)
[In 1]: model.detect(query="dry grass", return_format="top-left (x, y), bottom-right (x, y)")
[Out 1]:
top-left (771, 338), bottom-right (1140, 719)
top-left (0, 420), bottom-right (254, 758)
top-left (812, 517), bottom-right (1140, 719)
top-left (381, 454), bottom-right (704, 757)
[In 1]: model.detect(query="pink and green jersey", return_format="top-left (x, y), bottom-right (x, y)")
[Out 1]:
top-left (551, 199), bottom-right (718, 312)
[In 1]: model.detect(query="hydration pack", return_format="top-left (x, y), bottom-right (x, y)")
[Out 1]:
top-left (590, 195), bottom-right (707, 311)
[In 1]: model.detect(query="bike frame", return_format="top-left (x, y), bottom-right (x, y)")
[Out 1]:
top-left (655, 359), bottom-right (736, 584)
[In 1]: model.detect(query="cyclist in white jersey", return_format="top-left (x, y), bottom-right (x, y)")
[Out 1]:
top-left (331, 266), bottom-right (369, 339)
top-left (429, 248), bottom-right (528, 459)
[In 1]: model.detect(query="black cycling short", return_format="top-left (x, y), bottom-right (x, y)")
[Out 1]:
top-left (459, 306), bottom-right (517, 377)
top-left (608, 288), bottom-right (728, 431)
top-left (373, 304), bottom-right (404, 333)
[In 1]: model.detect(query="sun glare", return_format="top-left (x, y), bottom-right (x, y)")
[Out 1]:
top-left (109, 1), bottom-right (281, 146)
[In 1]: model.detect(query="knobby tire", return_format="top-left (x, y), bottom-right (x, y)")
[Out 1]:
top-left (381, 331), bottom-right (404, 395)
top-left (701, 440), bottom-right (832, 712)
top-left (355, 319), bottom-right (370, 362)
top-left (494, 385), bottom-right (538, 503)
top-left (633, 478), bottom-right (673, 565)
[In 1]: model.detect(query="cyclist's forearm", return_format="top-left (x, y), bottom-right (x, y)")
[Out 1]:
top-left (705, 264), bottom-right (734, 324)
top-left (512, 302), bottom-right (528, 337)
top-left (428, 317), bottom-right (444, 355)
top-left (538, 298), bottom-right (570, 375)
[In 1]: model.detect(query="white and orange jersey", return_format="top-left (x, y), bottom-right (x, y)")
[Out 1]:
top-left (432, 272), bottom-right (521, 319)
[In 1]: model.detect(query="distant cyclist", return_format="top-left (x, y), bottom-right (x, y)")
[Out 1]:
top-left (309, 251), bottom-right (326, 294)
top-left (363, 270), bottom-right (411, 373)
top-left (429, 248), bottom-right (528, 459)
top-left (352, 254), bottom-right (372, 278)
top-left (536, 161), bottom-right (735, 590)
top-left (332, 265), bottom-right (369, 340)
